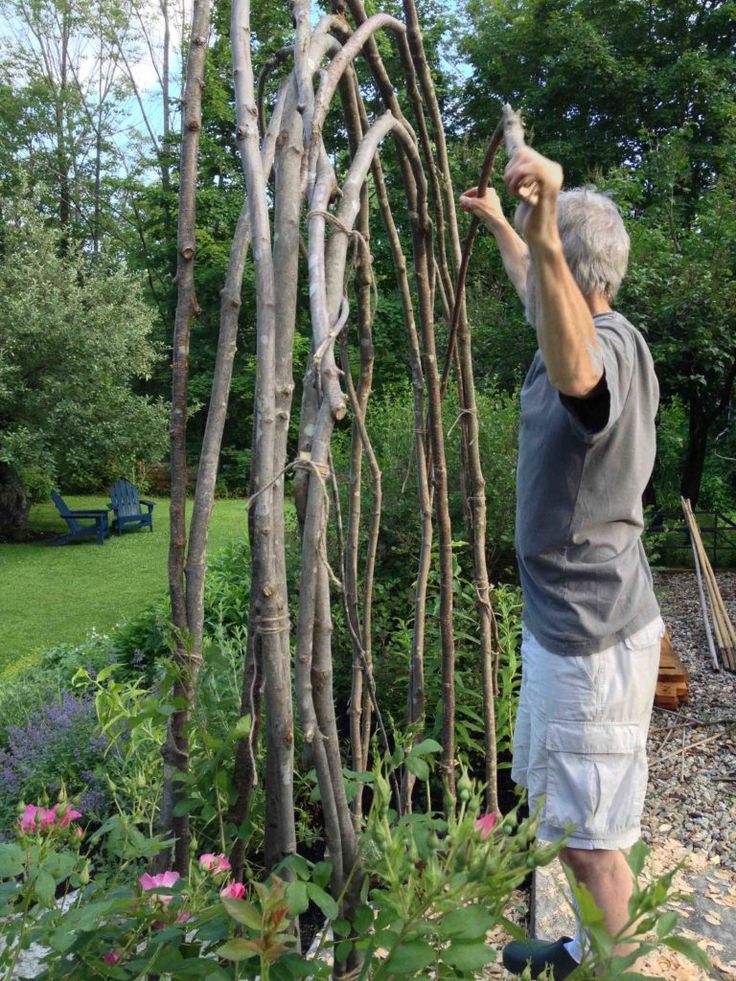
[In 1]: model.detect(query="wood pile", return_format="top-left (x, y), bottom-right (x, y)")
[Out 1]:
top-left (681, 497), bottom-right (736, 672)
top-left (655, 626), bottom-right (689, 709)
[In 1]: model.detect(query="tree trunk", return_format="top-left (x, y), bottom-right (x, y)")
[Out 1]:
top-left (0, 464), bottom-right (29, 537)
top-left (160, 0), bottom-right (211, 876)
top-left (681, 409), bottom-right (711, 509)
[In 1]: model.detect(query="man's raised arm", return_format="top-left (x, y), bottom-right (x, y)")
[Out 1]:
top-left (459, 186), bottom-right (529, 303)
top-left (505, 147), bottom-right (604, 398)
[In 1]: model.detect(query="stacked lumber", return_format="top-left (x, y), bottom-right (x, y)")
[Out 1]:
top-left (681, 497), bottom-right (736, 672)
top-left (654, 626), bottom-right (689, 709)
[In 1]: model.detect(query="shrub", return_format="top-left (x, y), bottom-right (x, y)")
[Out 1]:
top-left (0, 691), bottom-right (109, 834)
top-left (332, 382), bottom-right (519, 577)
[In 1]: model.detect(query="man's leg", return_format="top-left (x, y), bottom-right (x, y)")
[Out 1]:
top-left (503, 619), bottom-right (662, 978)
top-left (561, 847), bottom-right (635, 957)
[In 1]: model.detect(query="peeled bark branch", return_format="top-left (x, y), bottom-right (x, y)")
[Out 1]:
top-left (160, 0), bottom-right (211, 876)
top-left (232, 0), bottom-right (297, 872)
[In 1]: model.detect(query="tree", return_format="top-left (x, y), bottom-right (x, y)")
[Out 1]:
top-left (459, 0), bottom-right (735, 186)
top-left (0, 196), bottom-right (168, 532)
top-left (613, 137), bottom-right (736, 507)
top-left (458, 0), bottom-right (736, 505)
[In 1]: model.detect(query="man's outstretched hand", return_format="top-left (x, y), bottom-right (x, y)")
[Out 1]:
top-left (459, 186), bottom-right (507, 231)
top-left (504, 146), bottom-right (563, 247)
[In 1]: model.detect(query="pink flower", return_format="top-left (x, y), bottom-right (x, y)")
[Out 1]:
top-left (139, 870), bottom-right (180, 904)
top-left (199, 852), bottom-right (231, 874)
top-left (104, 951), bottom-right (121, 965)
top-left (475, 812), bottom-right (498, 840)
top-left (176, 911), bottom-right (192, 925)
top-left (18, 803), bottom-right (83, 834)
top-left (220, 881), bottom-right (246, 900)
top-left (18, 804), bottom-right (57, 833)
top-left (54, 805), bottom-right (82, 829)
top-left (40, 807), bottom-right (56, 829)
top-left (19, 804), bottom-right (40, 832)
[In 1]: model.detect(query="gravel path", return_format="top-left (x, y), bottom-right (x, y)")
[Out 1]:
top-left (643, 570), bottom-right (736, 871)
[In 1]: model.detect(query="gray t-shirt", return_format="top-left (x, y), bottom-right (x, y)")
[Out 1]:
top-left (515, 311), bottom-right (660, 655)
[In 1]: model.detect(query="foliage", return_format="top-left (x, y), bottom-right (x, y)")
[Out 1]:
top-left (0, 197), bottom-right (168, 505)
top-left (566, 841), bottom-right (713, 978)
top-left (0, 767), bottom-right (710, 979)
top-left (459, 0), bottom-right (735, 186)
top-left (332, 382), bottom-right (519, 575)
top-left (492, 584), bottom-right (523, 768)
top-left (0, 691), bottom-right (109, 834)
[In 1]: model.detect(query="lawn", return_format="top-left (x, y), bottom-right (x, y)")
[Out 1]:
top-left (0, 496), bottom-right (248, 676)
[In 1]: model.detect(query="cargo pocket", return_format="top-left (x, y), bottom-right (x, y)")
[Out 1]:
top-left (624, 617), bottom-right (665, 651)
top-left (545, 720), bottom-right (645, 839)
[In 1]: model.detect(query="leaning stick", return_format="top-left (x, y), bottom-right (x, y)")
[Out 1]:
top-left (682, 498), bottom-right (720, 671)
top-left (685, 499), bottom-right (736, 668)
top-left (440, 117), bottom-right (505, 396)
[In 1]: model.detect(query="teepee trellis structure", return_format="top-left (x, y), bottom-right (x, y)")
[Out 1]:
top-left (163, 3), bottom-right (528, 941)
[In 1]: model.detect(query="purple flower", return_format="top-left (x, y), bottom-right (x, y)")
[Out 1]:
top-left (0, 691), bottom-right (104, 830)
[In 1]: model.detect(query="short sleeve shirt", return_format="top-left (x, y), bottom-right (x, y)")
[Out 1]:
top-left (515, 311), bottom-right (660, 655)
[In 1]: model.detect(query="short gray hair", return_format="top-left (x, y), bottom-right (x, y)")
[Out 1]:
top-left (556, 189), bottom-right (630, 301)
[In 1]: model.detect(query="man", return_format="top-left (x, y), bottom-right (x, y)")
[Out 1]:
top-left (460, 147), bottom-right (662, 979)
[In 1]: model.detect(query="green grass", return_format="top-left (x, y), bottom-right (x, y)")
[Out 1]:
top-left (0, 496), bottom-right (247, 675)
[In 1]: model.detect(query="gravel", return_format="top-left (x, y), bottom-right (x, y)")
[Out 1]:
top-left (642, 570), bottom-right (736, 872)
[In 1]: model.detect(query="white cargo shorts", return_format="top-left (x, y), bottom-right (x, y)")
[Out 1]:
top-left (511, 617), bottom-right (664, 850)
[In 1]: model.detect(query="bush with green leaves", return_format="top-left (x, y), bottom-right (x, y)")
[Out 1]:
top-left (0, 195), bottom-right (168, 518)
top-left (331, 382), bottom-right (519, 577)
top-left (0, 759), bottom-right (711, 980)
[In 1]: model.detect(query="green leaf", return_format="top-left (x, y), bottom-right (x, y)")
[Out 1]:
top-left (570, 882), bottom-right (605, 926)
top-left (0, 843), bottom-right (25, 878)
top-left (216, 938), bottom-right (261, 962)
top-left (655, 910), bottom-right (679, 938)
top-left (42, 850), bottom-right (76, 879)
top-left (232, 714), bottom-right (252, 739)
top-left (34, 869), bottom-right (56, 905)
top-left (441, 942), bottom-right (497, 970)
top-left (661, 936), bottom-right (712, 971)
top-left (411, 738), bottom-right (442, 756)
top-left (49, 927), bottom-right (77, 953)
top-left (306, 883), bottom-right (338, 920)
top-left (383, 939), bottom-right (436, 973)
top-left (173, 798), bottom-right (200, 816)
top-left (335, 939), bottom-right (353, 962)
top-left (405, 755), bottom-right (430, 781)
top-left (287, 880), bottom-right (309, 916)
top-left (353, 905), bottom-right (373, 934)
top-left (312, 861), bottom-right (332, 890)
top-left (221, 897), bottom-right (262, 931)
top-left (626, 840), bottom-right (649, 878)
top-left (441, 905), bottom-right (493, 941)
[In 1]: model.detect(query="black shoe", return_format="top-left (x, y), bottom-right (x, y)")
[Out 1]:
top-left (502, 936), bottom-right (578, 979)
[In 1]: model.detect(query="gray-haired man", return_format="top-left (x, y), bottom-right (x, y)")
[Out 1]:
top-left (460, 148), bottom-right (662, 979)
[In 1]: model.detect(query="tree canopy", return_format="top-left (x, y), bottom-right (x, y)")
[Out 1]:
top-left (0, 196), bottom-right (168, 527)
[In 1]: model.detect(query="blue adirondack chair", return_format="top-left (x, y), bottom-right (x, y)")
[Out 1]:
top-left (108, 479), bottom-right (154, 534)
top-left (49, 491), bottom-right (110, 546)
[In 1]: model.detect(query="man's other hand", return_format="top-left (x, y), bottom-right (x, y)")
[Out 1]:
top-left (504, 147), bottom-right (563, 246)
top-left (459, 186), bottom-right (507, 230)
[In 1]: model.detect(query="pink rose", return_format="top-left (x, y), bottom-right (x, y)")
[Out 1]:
top-left (54, 805), bottom-right (82, 829)
top-left (19, 804), bottom-right (40, 832)
top-left (220, 881), bottom-right (246, 900)
top-left (18, 805), bottom-right (56, 833)
top-left (199, 852), bottom-right (231, 874)
top-left (475, 812), bottom-right (498, 840)
top-left (139, 870), bottom-right (180, 904)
